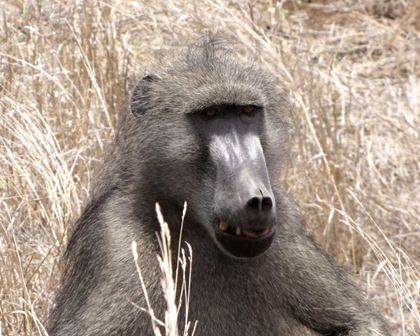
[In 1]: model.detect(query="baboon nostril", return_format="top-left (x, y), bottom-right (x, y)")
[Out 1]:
top-left (247, 197), bottom-right (261, 210)
top-left (247, 196), bottom-right (273, 211)
top-left (262, 197), bottom-right (273, 210)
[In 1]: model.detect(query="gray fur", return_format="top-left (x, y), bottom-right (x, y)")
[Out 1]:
top-left (48, 35), bottom-right (389, 336)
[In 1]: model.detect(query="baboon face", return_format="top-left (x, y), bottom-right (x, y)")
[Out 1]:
top-left (189, 104), bottom-right (276, 258)
top-left (130, 41), bottom-right (288, 258)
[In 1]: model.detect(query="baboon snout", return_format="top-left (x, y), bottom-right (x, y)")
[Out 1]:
top-left (211, 133), bottom-right (277, 258)
top-left (211, 133), bottom-right (276, 228)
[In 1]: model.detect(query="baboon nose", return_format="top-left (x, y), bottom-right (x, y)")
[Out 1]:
top-left (246, 195), bottom-right (273, 212)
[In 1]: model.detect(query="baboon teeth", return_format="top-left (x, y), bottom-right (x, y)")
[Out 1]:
top-left (218, 221), bottom-right (271, 238)
top-left (219, 221), bottom-right (228, 231)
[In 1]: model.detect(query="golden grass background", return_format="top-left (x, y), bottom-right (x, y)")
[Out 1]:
top-left (1, 0), bottom-right (419, 335)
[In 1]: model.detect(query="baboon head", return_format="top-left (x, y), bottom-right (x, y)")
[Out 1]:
top-left (127, 36), bottom-right (291, 258)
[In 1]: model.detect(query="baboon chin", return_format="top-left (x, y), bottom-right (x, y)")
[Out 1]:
top-left (48, 35), bottom-right (390, 336)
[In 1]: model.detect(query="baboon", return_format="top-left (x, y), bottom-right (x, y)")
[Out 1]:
top-left (48, 36), bottom-right (390, 336)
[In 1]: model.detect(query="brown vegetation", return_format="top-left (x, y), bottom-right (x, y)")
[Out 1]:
top-left (1, 0), bottom-right (419, 335)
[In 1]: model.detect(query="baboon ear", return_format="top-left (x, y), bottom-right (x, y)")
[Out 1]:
top-left (130, 74), bottom-right (158, 116)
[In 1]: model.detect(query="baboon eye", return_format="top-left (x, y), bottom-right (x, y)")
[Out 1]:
top-left (203, 109), bottom-right (217, 117)
top-left (242, 106), bottom-right (255, 114)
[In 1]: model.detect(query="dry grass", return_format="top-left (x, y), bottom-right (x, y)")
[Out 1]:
top-left (132, 202), bottom-right (196, 336)
top-left (0, 0), bottom-right (419, 335)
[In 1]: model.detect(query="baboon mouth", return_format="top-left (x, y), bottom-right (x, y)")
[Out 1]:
top-left (215, 221), bottom-right (276, 258)
top-left (218, 221), bottom-right (273, 238)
